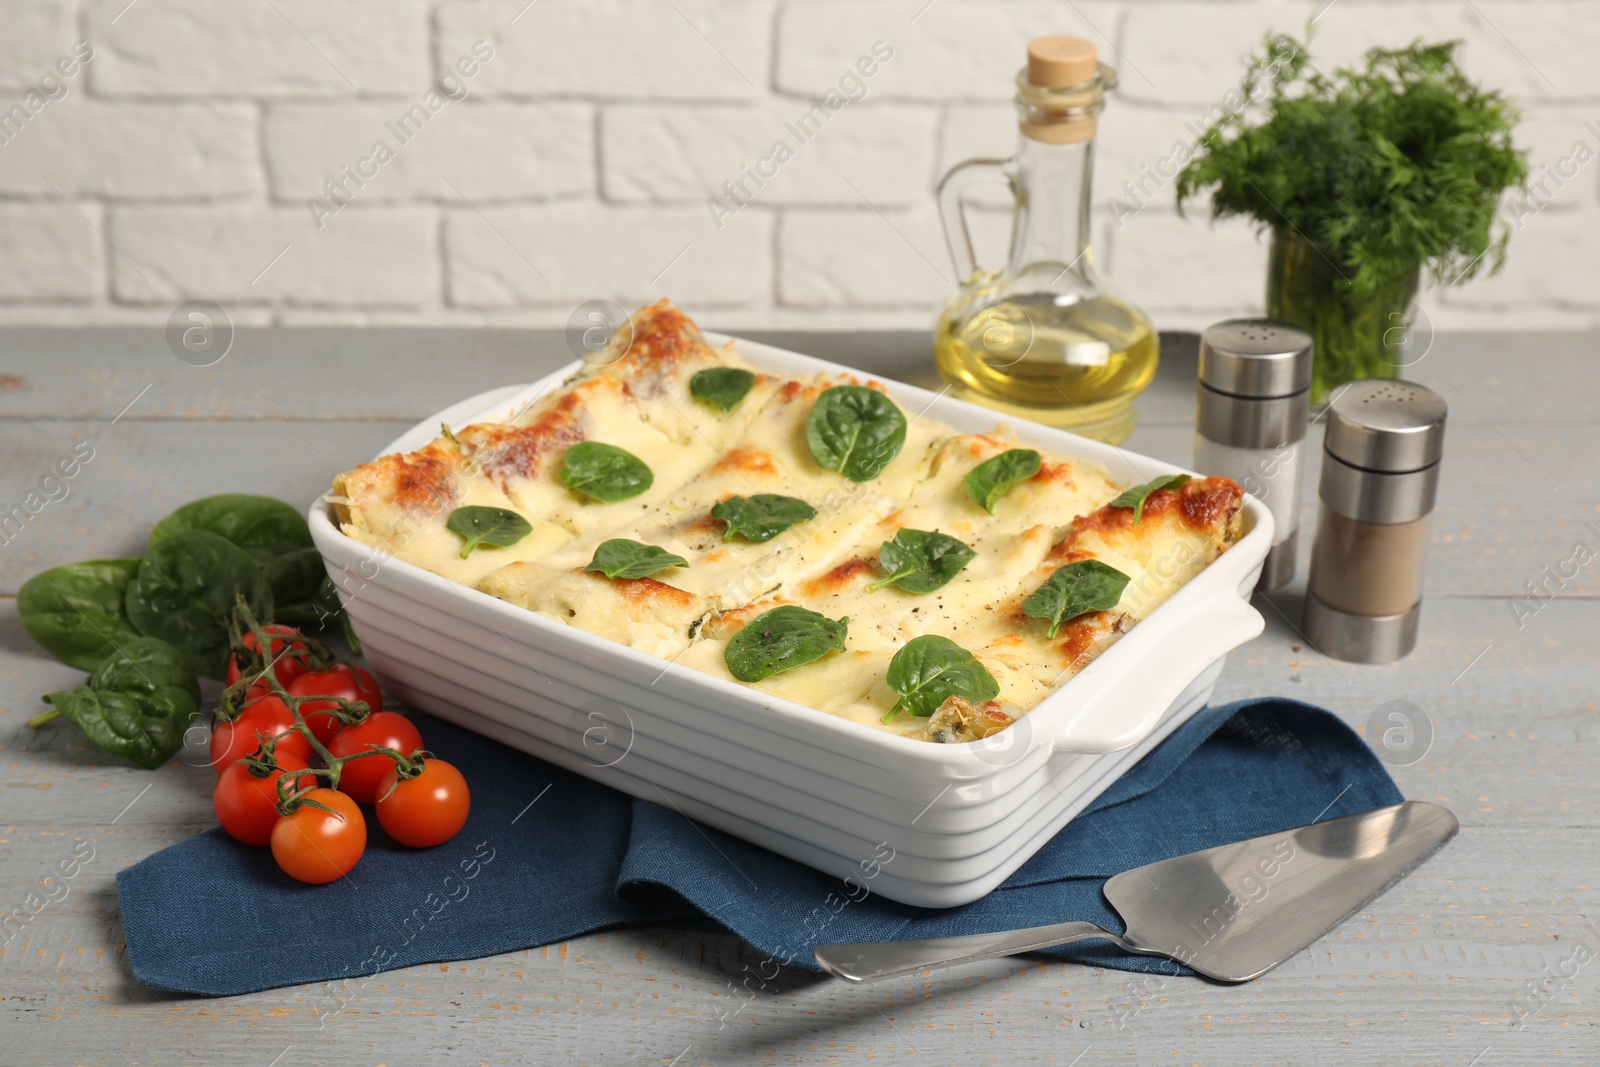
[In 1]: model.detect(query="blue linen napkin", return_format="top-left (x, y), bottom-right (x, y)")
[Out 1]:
top-left (117, 697), bottom-right (1402, 996)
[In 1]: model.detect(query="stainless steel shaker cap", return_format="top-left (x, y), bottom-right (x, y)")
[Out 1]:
top-left (1198, 318), bottom-right (1313, 398)
top-left (1324, 378), bottom-right (1448, 473)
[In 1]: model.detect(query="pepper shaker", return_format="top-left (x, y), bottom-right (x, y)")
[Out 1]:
top-left (1194, 318), bottom-right (1313, 591)
top-left (1303, 379), bottom-right (1448, 663)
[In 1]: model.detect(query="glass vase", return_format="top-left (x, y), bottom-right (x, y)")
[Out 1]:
top-left (1265, 229), bottom-right (1421, 406)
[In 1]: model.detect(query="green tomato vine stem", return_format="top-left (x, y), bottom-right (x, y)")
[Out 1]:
top-left (230, 597), bottom-right (415, 814)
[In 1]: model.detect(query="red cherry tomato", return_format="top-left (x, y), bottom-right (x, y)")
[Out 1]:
top-left (210, 695), bottom-right (313, 773)
top-left (226, 624), bottom-right (310, 690)
top-left (288, 665), bottom-right (382, 745)
top-left (271, 788), bottom-right (366, 884)
top-left (376, 759), bottom-right (471, 848)
top-left (214, 752), bottom-right (313, 845)
top-left (328, 711), bottom-right (424, 804)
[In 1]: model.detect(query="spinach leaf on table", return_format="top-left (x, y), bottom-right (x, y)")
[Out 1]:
top-left (265, 550), bottom-right (357, 648)
top-left (17, 559), bottom-right (144, 671)
top-left (723, 605), bottom-right (848, 682)
top-left (710, 494), bottom-right (816, 543)
top-left (585, 539), bottom-right (690, 580)
top-left (151, 493), bottom-right (358, 638)
top-left (306, 575), bottom-right (363, 654)
top-left (560, 442), bottom-right (655, 503)
top-left (41, 637), bottom-right (200, 770)
top-left (149, 494), bottom-right (313, 562)
top-left (88, 635), bottom-right (201, 705)
top-left (1021, 559), bottom-right (1131, 639)
top-left (124, 530), bottom-right (273, 677)
top-left (806, 385), bottom-right (907, 482)
top-left (867, 529), bottom-right (975, 594)
top-left (886, 634), bottom-right (999, 718)
top-left (263, 546), bottom-right (327, 613)
top-left (964, 449), bottom-right (1041, 513)
top-left (446, 505), bottom-right (534, 558)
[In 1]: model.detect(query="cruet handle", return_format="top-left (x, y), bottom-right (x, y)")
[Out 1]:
top-left (935, 157), bottom-right (1012, 283)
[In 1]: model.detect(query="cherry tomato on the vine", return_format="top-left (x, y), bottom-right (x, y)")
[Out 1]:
top-left (210, 694), bottom-right (314, 773)
top-left (214, 752), bottom-right (313, 845)
top-left (271, 788), bottom-right (366, 884)
top-left (225, 624), bottom-right (310, 690)
top-left (375, 759), bottom-right (470, 848)
top-left (327, 712), bottom-right (424, 804)
top-left (288, 665), bottom-right (382, 745)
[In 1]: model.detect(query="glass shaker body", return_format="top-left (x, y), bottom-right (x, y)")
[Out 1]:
top-left (1303, 380), bottom-right (1448, 664)
top-left (1307, 507), bottom-right (1431, 618)
top-left (1193, 319), bottom-right (1313, 592)
top-left (1194, 435), bottom-right (1305, 587)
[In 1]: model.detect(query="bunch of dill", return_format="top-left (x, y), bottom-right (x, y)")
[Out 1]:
top-left (1176, 34), bottom-right (1528, 297)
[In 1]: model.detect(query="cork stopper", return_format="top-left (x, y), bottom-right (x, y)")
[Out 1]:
top-left (1018, 36), bottom-right (1110, 144)
top-left (1027, 36), bottom-right (1098, 88)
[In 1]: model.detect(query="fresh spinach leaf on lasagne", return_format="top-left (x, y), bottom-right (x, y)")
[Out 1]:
top-left (886, 635), bottom-right (999, 718)
top-left (689, 367), bottom-right (756, 413)
top-left (1021, 559), bottom-right (1131, 639)
top-left (1110, 473), bottom-right (1191, 525)
top-left (963, 449), bottom-right (1041, 513)
top-left (710, 494), bottom-right (817, 543)
top-left (723, 605), bottom-right (848, 682)
top-left (806, 385), bottom-right (907, 482)
top-left (585, 539), bottom-right (690, 580)
top-left (867, 529), bottom-right (976, 594)
top-left (560, 442), bottom-right (654, 503)
top-left (446, 505), bottom-right (534, 558)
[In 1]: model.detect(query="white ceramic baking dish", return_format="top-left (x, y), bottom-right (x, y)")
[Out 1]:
top-left (308, 335), bottom-right (1272, 907)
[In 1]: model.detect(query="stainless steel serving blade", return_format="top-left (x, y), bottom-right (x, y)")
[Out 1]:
top-left (815, 800), bottom-right (1458, 983)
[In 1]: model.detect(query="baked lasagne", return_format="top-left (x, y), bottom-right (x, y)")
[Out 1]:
top-left (331, 301), bottom-right (1244, 744)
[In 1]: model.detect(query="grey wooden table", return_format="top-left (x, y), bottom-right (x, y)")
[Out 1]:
top-left (2, 327), bottom-right (1595, 1066)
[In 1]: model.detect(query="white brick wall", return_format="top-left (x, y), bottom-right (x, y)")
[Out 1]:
top-left (445, 202), bottom-right (772, 307)
top-left (0, 102), bottom-right (260, 198)
top-left (265, 102), bottom-right (595, 202)
top-left (0, 0), bottom-right (1594, 330)
top-left (0, 204), bottom-right (99, 300)
top-left (84, 0), bottom-right (432, 96)
top-left (602, 104), bottom-right (936, 206)
top-left (110, 205), bottom-right (440, 306)
top-left (0, 2), bottom-right (76, 88)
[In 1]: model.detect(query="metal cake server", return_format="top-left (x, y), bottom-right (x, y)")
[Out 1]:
top-left (815, 800), bottom-right (1457, 983)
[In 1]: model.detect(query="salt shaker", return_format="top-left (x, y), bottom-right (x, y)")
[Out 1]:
top-left (1303, 379), bottom-right (1448, 663)
top-left (1194, 318), bottom-right (1313, 591)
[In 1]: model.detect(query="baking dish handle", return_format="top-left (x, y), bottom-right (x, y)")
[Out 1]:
top-left (1051, 596), bottom-right (1265, 755)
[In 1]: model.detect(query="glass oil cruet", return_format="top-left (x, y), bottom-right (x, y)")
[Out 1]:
top-left (934, 35), bottom-right (1158, 444)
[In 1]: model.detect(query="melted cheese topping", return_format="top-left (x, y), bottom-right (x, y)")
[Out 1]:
top-left (333, 300), bottom-right (1244, 743)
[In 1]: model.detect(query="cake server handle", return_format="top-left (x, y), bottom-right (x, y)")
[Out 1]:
top-left (815, 921), bottom-right (1136, 984)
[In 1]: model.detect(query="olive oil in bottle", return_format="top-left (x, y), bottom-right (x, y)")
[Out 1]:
top-left (935, 291), bottom-right (1159, 441)
top-left (934, 36), bottom-right (1158, 444)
